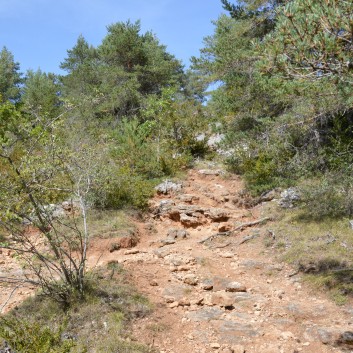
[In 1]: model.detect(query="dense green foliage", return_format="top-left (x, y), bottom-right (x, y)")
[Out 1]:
top-left (192, 0), bottom-right (353, 210)
top-left (0, 20), bottom-right (208, 317)
top-left (0, 47), bottom-right (22, 102)
top-left (0, 317), bottom-right (75, 353)
top-left (2, 2), bottom-right (353, 347)
top-left (60, 20), bottom-right (185, 121)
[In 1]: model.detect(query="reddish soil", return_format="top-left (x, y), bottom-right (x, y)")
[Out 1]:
top-left (1, 167), bottom-right (353, 353)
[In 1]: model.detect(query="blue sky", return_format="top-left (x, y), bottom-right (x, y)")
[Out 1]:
top-left (0, 0), bottom-right (225, 74)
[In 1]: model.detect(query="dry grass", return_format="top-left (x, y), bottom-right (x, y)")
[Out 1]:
top-left (52, 209), bottom-right (137, 245)
top-left (262, 202), bottom-right (353, 304)
top-left (1, 265), bottom-right (155, 352)
top-left (87, 209), bottom-right (136, 239)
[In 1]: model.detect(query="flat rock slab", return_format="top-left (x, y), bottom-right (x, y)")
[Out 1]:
top-left (163, 284), bottom-right (192, 301)
top-left (304, 326), bottom-right (338, 345)
top-left (216, 321), bottom-right (260, 345)
top-left (186, 307), bottom-right (224, 322)
top-left (239, 260), bottom-right (264, 269)
top-left (205, 208), bottom-right (230, 222)
top-left (178, 194), bottom-right (200, 204)
top-left (167, 228), bottom-right (190, 239)
top-left (225, 282), bottom-right (247, 292)
top-left (225, 310), bottom-right (253, 322)
top-left (208, 276), bottom-right (232, 291)
top-left (164, 254), bottom-right (196, 266)
top-left (198, 169), bottom-right (223, 176)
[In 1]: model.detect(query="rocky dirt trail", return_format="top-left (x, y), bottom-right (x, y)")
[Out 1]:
top-left (1, 167), bottom-right (353, 352)
top-left (109, 168), bottom-right (353, 353)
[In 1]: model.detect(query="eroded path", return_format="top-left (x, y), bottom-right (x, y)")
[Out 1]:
top-left (112, 168), bottom-right (353, 353)
top-left (1, 167), bottom-right (353, 353)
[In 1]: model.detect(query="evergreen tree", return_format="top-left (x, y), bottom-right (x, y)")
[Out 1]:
top-left (0, 47), bottom-right (22, 102)
top-left (22, 69), bottom-right (61, 118)
top-left (61, 20), bottom-right (185, 121)
top-left (260, 0), bottom-right (353, 86)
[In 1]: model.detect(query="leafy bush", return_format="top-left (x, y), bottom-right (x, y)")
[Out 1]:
top-left (299, 175), bottom-right (353, 220)
top-left (0, 317), bottom-right (75, 353)
top-left (92, 166), bottom-right (156, 210)
top-left (225, 135), bottom-right (296, 195)
top-left (5, 265), bottom-right (153, 353)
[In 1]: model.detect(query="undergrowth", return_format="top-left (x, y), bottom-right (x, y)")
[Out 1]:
top-left (0, 265), bottom-right (155, 353)
top-left (264, 202), bottom-right (353, 305)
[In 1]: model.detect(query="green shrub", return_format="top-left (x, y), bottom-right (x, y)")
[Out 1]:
top-left (300, 178), bottom-right (347, 220)
top-left (226, 141), bottom-right (295, 195)
top-left (7, 265), bottom-right (153, 353)
top-left (0, 317), bottom-right (75, 353)
top-left (299, 175), bottom-right (353, 220)
top-left (93, 166), bottom-right (156, 210)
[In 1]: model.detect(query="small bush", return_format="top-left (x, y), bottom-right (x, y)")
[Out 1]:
top-left (299, 175), bottom-right (353, 220)
top-left (226, 144), bottom-right (295, 195)
top-left (5, 265), bottom-right (153, 353)
top-left (0, 317), bottom-right (75, 353)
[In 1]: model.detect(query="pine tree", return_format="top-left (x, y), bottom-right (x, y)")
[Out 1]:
top-left (0, 47), bottom-right (22, 102)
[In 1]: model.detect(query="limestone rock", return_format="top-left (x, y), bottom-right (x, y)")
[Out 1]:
top-left (220, 348), bottom-right (233, 353)
top-left (164, 296), bottom-right (175, 303)
top-left (210, 342), bottom-right (221, 349)
top-left (280, 331), bottom-right (295, 340)
top-left (337, 331), bottom-right (353, 346)
top-left (176, 265), bottom-right (192, 271)
top-left (190, 298), bottom-right (204, 305)
top-left (160, 238), bottom-right (176, 246)
top-left (155, 180), bottom-right (182, 194)
top-left (164, 254), bottom-right (196, 266)
top-left (178, 194), bottom-right (200, 204)
top-left (211, 291), bottom-right (234, 307)
top-left (178, 298), bottom-right (191, 306)
top-left (124, 249), bottom-right (139, 255)
top-left (205, 208), bottom-right (230, 222)
top-left (225, 282), bottom-right (247, 293)
top-left (61, 200), bottom-right (80, 212)
top-left (200, 279), bottom-right (214, 291)
top-left (207, 133), bottom-right (225, 148)
top-left (198, 169), bottom-right (223, 176)
top-left (278, 187), bottom-right (300, 208)
top-left (231, 345), bottom-right (245, 353)
top-left (167, 228), bottom-right (190, 240)
top-left (183, 274), bottom-right (199, 286)
top-left (180, 213), bottom-right (203, 227)
top-left (220, 252), bottom-right (234, 259)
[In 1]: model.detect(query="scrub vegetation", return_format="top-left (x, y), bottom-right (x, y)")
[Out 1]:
top-left (1, 0), bottom-right (353, 349)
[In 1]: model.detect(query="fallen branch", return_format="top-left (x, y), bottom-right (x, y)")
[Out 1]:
top-left (210, 242), bottom-right (232, 249)
top-left (234, 217), bottom-right (271, 231)
top-left (238, 234), bottom-right (256, 245)
top-left (0, 276), bottom-right (38, 286)
top-left (198, 231), bottom-right (234, 244)
top-left (0, 284), bottom-right (20, 313)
